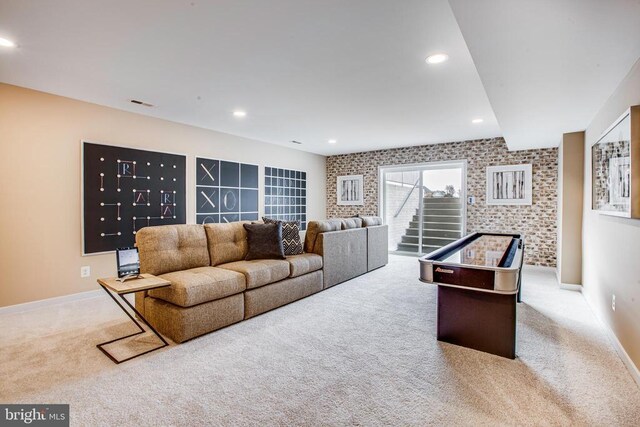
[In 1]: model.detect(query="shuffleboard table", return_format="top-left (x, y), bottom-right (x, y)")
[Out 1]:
top-left (419, 232), bottom-right (524, 359)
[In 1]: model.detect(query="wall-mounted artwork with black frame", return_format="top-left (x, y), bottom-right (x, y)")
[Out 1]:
top-left (264, 167), bottom-right (307, 230)
top-left (196, 157), bottom-right (259, 224)
top-left (82, 141), bottom-right (186, 255)
top-left (592, 106), bottom-right (640, 218)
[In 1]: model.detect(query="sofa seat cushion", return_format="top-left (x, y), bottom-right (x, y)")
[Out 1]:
top-left (218, 259), bottom-right (290, 290)
top-left (286, 253), bottom-right (323, 278)
top-left (148, 267), bottom-right (246, 308)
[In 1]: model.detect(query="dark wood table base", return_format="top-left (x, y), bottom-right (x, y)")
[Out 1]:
top-left (437, 286), bottom-right (517, 359)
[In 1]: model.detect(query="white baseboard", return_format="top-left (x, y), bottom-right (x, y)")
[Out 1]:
top-left (604, 323), bottom-right (640, 388)
top-left (0, 289), bottom-right (102, 315)
top-left (523, 264), bottom-right (556, 272)
top-left (582, 291), bottom-right (640, 389)
top-left (559, 283), bottom-right (582, 291)
top-left (554, 269), bottom-right (582, 292)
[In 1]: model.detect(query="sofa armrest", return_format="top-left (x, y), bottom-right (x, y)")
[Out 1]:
top-left (367, 225), bottom-right (389, 271)
top-left (315, 228), bottom-right (367, 288)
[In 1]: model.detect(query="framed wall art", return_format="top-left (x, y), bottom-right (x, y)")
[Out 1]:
top-left (195, 157), bottom-right (259, 224)
top-left (82, 141), bottom-right (186, 255)
top-left (337, 174), bottom-right (364, 206)
top-left (486, 164), bottom-right (532, 206)
top-left (264, 167), bottom-right (307, 230)
top-left (592, 105), bottom-right (640, 218)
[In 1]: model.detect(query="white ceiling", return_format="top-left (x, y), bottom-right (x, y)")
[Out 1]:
top-left (1, 1), bottom-right (639, 154)
top-left (449, 0), bottom-right (640, 150)
top-left (0, 0), bottom-right (499, 155)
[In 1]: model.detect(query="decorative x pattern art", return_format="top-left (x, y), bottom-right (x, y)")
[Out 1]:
top-left (195, 157), bottom-right (259, 224)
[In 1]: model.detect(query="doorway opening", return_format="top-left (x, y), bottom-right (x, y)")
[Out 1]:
top-left (379, 161), bottom-right (466, 255)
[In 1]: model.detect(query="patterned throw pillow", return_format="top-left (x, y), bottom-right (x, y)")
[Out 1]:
top-left (262, 217), bottom-right (303, 255)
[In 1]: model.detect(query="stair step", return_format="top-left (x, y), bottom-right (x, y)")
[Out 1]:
top-left (422, 206), bottom-right (462, 211)
top-left (422, 197), bottom-right (462, 203)
top-left (411, 216), bottom-right (461, 224)
top-left (422, 201), bottom-right (462, 206)
top-left (404, 228), bottom-right (462, 238)
top-left (400, 235), bottom-right (458, 245)
top-left (422, 206), bottom-right (461, 210)
top-left (399, 196), bottom-right (463, 253)
top-left (412, 214), bottom-right (462, 222)
top-left (409, 221), bottom-right (461, 230)
top-left (396, 242), bottom-right (443, 254)
top-left (414, 208), bottom-right (462, 215)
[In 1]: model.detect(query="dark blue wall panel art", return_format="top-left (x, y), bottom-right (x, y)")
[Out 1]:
top-left (196, 157), bottom-right (259, 224)
top-left (264, 167), bottom-right (307, 230)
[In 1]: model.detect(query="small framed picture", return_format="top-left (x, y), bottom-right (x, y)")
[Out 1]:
top-left (337, 175), bottom-right (364, 205)
top-left (486, 164), bottom-right (532, 205)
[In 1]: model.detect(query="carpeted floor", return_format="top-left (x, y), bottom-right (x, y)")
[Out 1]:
top-left (1, 255), bottom-right (639, 426)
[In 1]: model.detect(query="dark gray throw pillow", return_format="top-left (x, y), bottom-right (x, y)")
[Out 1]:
top-left (262, 217), bottom-right (303, 255)
top-left (243, 222), bottom-right (286, 260)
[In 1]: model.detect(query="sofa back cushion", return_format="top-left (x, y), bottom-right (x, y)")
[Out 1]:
top-left (136, 224), bottom-right (210, 276)
top-left (360, 216), bottom-right (383, 227)
top-left (205, 222), bottom-right (249, 266)
top-left (341, 217), bottom-right (363, 229)
top-left (303, 219), bottom-right (343, 253)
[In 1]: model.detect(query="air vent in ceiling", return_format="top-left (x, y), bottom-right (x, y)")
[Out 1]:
top-left (130, 99), bottom-right (154, 107)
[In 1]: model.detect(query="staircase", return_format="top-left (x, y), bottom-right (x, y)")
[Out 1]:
top-left (396, 197), bottom-right (463, 254)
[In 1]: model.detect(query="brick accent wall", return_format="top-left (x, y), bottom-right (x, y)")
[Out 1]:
top-left (326, 137), bottom-right (558, 266)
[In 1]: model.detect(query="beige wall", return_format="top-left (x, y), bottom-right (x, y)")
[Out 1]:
top-left (582, 58), bottom-right (640, 370)
top-left (327, 138), bottom-right (558, 266)
top-left (0, 84), bottom-right (326, 307)
top-left (557, 132), bottom-right (584, 285)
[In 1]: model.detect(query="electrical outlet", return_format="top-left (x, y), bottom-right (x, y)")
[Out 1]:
top-left (80, 266), bottom-right (91, 278)
top-left (612, 294), bottom-right (616, 311)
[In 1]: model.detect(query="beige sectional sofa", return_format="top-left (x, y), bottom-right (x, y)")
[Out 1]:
top-left (134, 217), bottom-right (387, 343)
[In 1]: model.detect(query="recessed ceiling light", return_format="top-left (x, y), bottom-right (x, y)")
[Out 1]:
top-left (233, 111), bottom-right (247, 117)
top-left (0, 37), bottom-right (16, 48)
top-left (328, 139), bottom-right (337, 144)
top-left (425, 53), bottom-right (448, 64)
top-left (472, 118), bottom-right (484, 124)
